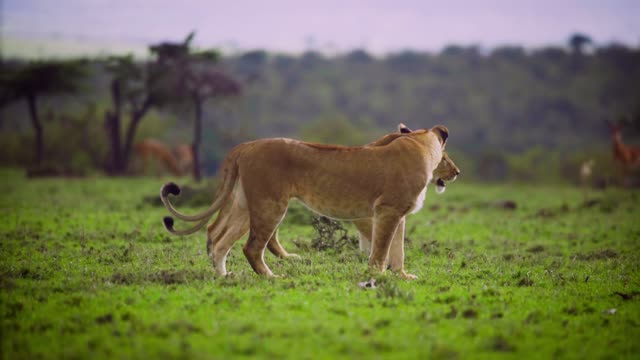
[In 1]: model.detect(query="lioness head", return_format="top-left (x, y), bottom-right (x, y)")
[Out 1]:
top-left (431, 152), bottom-right (460, 193)
top-left (397, 123), bottom-right (459, 193)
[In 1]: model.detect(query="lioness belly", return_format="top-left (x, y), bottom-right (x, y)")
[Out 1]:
top-left (295, 195), bottom-right (372, 220)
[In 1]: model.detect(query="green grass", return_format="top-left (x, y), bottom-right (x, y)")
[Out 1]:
top-left (1, 169), bottom-right (639, 359)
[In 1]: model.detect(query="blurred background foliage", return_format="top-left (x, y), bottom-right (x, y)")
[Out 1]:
top-left (1, 33), bottom-right (639, 183)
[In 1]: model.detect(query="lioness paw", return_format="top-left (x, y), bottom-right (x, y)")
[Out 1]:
top-left (400, 272), bottom-right (418, 280)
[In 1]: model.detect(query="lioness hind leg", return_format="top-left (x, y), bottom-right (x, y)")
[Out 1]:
top-left (243, 204), bottom-right (288, 277)
top-left (212, 216), bottom-right (249, 276)
top-left (267, 229), bottom-right (300, 259)
top-left (206, 200), bottom-right (250, 276)
top-left (206, 201), bottom-right (233, 257)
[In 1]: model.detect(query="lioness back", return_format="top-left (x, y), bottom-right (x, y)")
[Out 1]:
top-left (235, 137), bottom-right (426, 220)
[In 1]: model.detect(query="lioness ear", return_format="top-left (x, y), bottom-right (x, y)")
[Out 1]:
top-left (431, 125), bottom-right (449, 146)
top-left (398, 123), bottom-right (413, 133)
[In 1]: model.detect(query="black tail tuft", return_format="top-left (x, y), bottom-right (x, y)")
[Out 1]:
top-left (161, 182), bottom-right (181, 197)
top-left (163, 216), bottom-right (175, 230)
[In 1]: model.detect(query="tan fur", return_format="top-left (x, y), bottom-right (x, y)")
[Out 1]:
top-left (174, 144), bottom-right (194, 175)
top-left (160, 125), bottom-right (452, 278)
top-left (134, 139), bottom-right (193, 176)
top-left (433, 152), bottom-right (461, 185)
top-left (135, 139), bottom-right (182, 176)
top-left (354, 152), bottom-right (460, 278)
top-left (609, 122), bottom-right (640, 177)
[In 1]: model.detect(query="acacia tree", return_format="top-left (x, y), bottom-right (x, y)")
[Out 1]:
top-left (185, 68), bottom-right (241, 181)
top-left (102, 45), bottom-right (191, 174)
top-left (151, 33), bottom-right (241, 181)
top-left (0, 60), bottom-right (86, 165)
top-left (569, 33), bottom-right (593, 55)
top-left (103, 55), bottom-right (160, 174)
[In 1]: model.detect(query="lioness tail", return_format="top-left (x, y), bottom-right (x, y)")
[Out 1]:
top-left (160, 150), bottom-right (239, 234)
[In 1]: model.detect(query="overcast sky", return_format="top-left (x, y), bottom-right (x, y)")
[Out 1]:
top-left (2, 0), bottom-right (639, 55)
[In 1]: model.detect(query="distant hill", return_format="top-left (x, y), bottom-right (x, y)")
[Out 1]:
top-left (1, 44), bottom-right (639, 181)
top-left (2, 35), bottom-right (148, 60)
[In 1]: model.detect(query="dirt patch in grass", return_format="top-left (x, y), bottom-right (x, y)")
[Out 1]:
top-left (168, 320), bottom-right (203, 334)
top-left (574, 248), bottom-right (618, 261)
top-left (517, 277), bottom-right (534, 287)
top-left (434, 295), bottom-right (458, 304)
top-left (534, 203), bottom-right (569, 218)
top-left (0, 274), bottom-right (16, 290)
top-left (526, 245), bottom-right (546, 253)
top-left (445, 306), bottom-right (458, 319)
top-left (421, 240), bottom-right (440, 256)
top-left (150, 270), bottom-right (197, 285)
top-left (502, 253), bottom-right (516, 261)
top-left (579, 198), bottom-right (620, 213)
top-left (613, 291), bottom-right (640, 300)
top-left (581, 199), bottom-right (601, 208)
top-left (462, 309), bottom-right (478, 319)
top-left (95, 314), bottom-right (114, 324)
top-left (473, 200), bottom-right (517, 210)
top-left (489, 335), bottom-right (516, 352)
top-left (563, 304), bottom-right (596, 316)
top-left (431, 344), bottom-right (460, 360)
top-left (6, 267), bottom-right (49, 281)
top-left (110, 269), bottom-right (211, 285)
top-left (5, 301), bottom-right (24, 319)
top-left (524, 310), bottom-right (544, 324)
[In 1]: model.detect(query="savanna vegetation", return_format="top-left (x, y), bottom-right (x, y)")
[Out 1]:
top-left (2, 31), bottom-right (639, 359)
top-left (1, 33), bottom-right (640, 182)
top-left (1, 170), bottom-right (639, 358)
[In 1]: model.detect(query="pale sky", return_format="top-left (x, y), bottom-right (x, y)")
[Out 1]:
top-left (2, 0), bottom-right (639, 57)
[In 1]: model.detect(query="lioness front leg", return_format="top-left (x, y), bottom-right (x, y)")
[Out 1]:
top-left (243, 203), bottom-right (288, 277)
top-left (354, 217), bottom-right (415, 279)
top-left (369, 206), bottom-right (403, 273)
top-left (388, 217), bottom-right (416, 279)
top-left (353, 218), bottom-right (373, 254)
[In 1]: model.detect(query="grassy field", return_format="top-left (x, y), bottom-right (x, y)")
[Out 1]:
top-left (1, 169), bottom-right (639, 359)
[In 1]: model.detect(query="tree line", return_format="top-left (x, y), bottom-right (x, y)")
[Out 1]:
top-left (1, 33), bottom-right (240, 181)
top-left (1, 33), bottom-right (639, 182)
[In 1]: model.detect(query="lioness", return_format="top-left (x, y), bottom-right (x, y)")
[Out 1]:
top-left (161, 124), bottom-right (459, 278)
top-left (353, 124), bottom-right (460, 275)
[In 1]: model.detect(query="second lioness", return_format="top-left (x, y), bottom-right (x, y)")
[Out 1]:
top-left (269, 125), bottom-right (460, 276)
top-left (352, 124), bottom-right (460, 277)
top-left (161, 124), bottom-right (458, 278)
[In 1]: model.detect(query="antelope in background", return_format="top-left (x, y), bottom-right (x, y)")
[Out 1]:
top-left (174, 144), bottom-right (195, 176)
top-left (134, 139), bottom-right (194, 177)
top-left (608, 121), bottom-right (640, 184)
